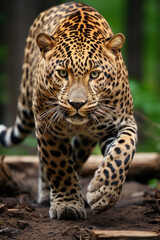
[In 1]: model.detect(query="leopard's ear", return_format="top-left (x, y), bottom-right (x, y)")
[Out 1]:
top-left (105, 33), bottom-right (125, 54)
top-left (36, 33), bottom-right (55, 54)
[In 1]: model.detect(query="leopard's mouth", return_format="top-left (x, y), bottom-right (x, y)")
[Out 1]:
top-left (66, 113), bottom-right (88, 125)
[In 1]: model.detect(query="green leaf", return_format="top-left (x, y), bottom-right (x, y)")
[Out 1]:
top-left (148, 178), bottom-right (159, 188)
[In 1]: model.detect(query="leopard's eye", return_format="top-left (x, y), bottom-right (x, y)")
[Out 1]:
top-left (90, 71), bottom-right (100, 79)
top-left (58, 70), bottom-right (68, 78)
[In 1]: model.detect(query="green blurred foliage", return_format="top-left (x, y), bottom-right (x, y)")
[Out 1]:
top-left (92, 144), bottom-right (101, 155)
top-left (148, 178), bottom-right (160, 189)
top-left (130, 80), bottom-right (160, 122)
top-left (130, 80), bottom-right (160, 152)
top-left (142, 0), bottom-right (160, 91)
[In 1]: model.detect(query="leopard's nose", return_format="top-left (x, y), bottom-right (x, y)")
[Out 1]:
top-left (68, 100), bottom-right (87, 110)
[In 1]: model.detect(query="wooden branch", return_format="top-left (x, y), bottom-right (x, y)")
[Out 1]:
top-left (4, 156), bottom-right (38, 164)
top-left (90, 230), bottom-right (159, 240)
top-left (126, 153), bottom-right (160, 182)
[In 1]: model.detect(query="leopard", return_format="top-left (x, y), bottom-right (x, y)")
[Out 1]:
top-left (0, 2), bottom-right (137, 220)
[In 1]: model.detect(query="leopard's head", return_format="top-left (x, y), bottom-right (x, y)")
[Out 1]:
top-left (36, 23), bottom-right (125, 125)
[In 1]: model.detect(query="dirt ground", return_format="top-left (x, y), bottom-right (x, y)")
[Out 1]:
top-left (0, 160), bottom-right (160, 240)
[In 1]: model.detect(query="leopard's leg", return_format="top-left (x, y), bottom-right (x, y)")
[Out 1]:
top-left (72, 135), bottom-right (97, 175)
top-left (72, 135), bottom-right (97, 207)
top-left (38, 158), bottom-right (50, 205)
top-left (36, 128), bottom-right (86, 220)
top-left (87, 117), bottom-right (137, 213)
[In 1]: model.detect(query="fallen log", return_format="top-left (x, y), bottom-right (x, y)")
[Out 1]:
top-left (3, 153), bottom-right (160, 182)
top-left (126, 153), bottom-right (160, 183)
top-left (81, 153), bottom-right (160, 183)
top-left (90, 230), bottom-right (159, 240)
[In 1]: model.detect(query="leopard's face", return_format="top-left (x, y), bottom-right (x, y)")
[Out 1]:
top-left (36, 29), bottom-right (125, 125)
top-left (45, 59), bottom-right (117, 125)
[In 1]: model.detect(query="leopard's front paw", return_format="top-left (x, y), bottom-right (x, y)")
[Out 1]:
top-left (87, 172), bottom-right (121, 214)
top-left (49, 201), bottom-right (86, 220)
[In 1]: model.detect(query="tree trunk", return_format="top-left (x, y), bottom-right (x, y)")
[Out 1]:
top-left (127, 0), bottom-right (143, 80)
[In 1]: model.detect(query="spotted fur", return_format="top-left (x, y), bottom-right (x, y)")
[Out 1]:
top-left (0, 2), bottom-right (137, 219)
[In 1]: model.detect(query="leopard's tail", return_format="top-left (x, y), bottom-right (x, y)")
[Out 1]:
top-left (0, 112), bottom-right (34, 147)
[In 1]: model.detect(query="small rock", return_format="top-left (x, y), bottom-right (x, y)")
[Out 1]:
top-left (17, 220), bottom-right (32, 229)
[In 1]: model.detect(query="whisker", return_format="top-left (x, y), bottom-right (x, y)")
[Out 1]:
top-left (95, 108), bottom-right (113, 120)
top-left (44, 101), bottom-right (59, 108)
top-left (89, 112), bottom-right (99, 124)
top-left (66, 122), bottom-right (72, 131)
top-left (44, 84), bottom-right (55, 96)
top-left (98, 97), bottom-right (111, 102)
top-left (48, 95), bottom-right (59, 101)
top-left (100, 104), bottom-right (118, 114)
top-left (39, 105), bottom-right (61, 123)
top-left (100, 102), bottom-right (116, 109)
top-left (39, 108), bottom-right (55, 120)
top-left (39, 111), bottom-right (51, 120)
top-left (43, 106), bottom-right (65, 132)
